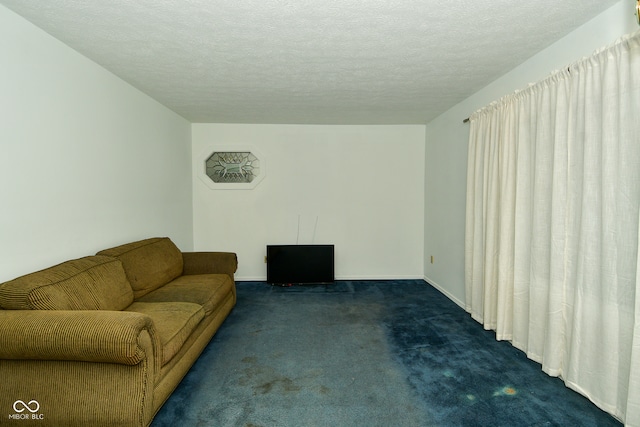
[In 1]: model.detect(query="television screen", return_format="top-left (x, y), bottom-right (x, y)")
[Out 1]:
top-left (266, 244), bottom-right (334, 284)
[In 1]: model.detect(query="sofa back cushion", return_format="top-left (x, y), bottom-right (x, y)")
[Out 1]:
top-left (0, 256), bottom-right (134, 310)
top-left (97, 237), bottom-right (183, 299)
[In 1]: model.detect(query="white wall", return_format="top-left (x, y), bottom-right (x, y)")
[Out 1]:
top-left (192, 124), bottom-right (425, 281)
top-left (0, 5), bottom-right (193, 283)
top-left (423, 0), bottom-right (639, 306)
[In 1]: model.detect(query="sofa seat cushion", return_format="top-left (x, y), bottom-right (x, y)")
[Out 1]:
top-left (126, 302), bottom-right (204, 366)
top-left (0, 256), bottom-right (133, 311)
top-left (97, 237), bottom-right (184, 299)
top-left (136, 274), bottom-right (233, 316)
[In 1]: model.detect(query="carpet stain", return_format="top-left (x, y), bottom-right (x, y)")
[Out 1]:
top-left (239, 359), bottom-right (324, 396)
top-left (255, 376), bottom-right (302, 395)
top-left (493, 386), bottom-right (518, 397)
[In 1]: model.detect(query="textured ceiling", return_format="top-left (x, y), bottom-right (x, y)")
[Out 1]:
top-left (1, 0), bottom-right (621, 124)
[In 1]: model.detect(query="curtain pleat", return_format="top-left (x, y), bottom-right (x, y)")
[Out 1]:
top-left (465, 30), bottom-right (640, 425)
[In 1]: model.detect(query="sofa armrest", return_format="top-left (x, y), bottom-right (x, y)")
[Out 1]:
top-left (182, 251), bottom-right (238, 277)
top-left (0, 309), bottom-right (159, 365)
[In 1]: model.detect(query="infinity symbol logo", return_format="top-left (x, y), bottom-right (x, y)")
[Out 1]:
top-left (13, 400), bottom-right (40, 413)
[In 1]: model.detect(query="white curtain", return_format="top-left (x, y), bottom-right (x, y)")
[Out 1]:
top-left (465, 31), bottom-right (640, 425)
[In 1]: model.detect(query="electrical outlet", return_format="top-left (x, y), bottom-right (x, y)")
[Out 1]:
top-left (430, 255), bottom-right (434, 264)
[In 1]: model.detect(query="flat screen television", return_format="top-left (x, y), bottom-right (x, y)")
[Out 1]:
top-left (266, 244), bottom-right (335, 285)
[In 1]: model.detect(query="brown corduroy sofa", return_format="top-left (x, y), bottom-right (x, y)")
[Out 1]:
top-left (0, 237), bottom-right (237, 427)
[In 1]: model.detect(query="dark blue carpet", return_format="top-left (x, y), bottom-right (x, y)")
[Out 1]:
top-left (151, 280), bottom-right (621, 426)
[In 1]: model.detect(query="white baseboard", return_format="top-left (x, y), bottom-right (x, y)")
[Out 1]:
top-left (334, 275), bottom-right (426, 281)
top-left (235, 275), bottom-right (426, 282)
top-left (423, 275), bottom-right (465, 308)
top-left (235, 276), bottom-right (266, 282)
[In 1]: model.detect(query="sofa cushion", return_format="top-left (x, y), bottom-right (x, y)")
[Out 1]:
top-left (97, 237), bottom-right (184, 299)
top-left (136, 274), bottom-right (233, 316)
top-left (125, 301), bottom-right (204, 366)
top-left (0, 256), bottom-right (133, 311)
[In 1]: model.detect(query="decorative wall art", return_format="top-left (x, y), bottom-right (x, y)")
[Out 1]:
top-left (206, 151), bottom-right (259, 183)
top-left (198, 147), bottom-right (265, 190)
